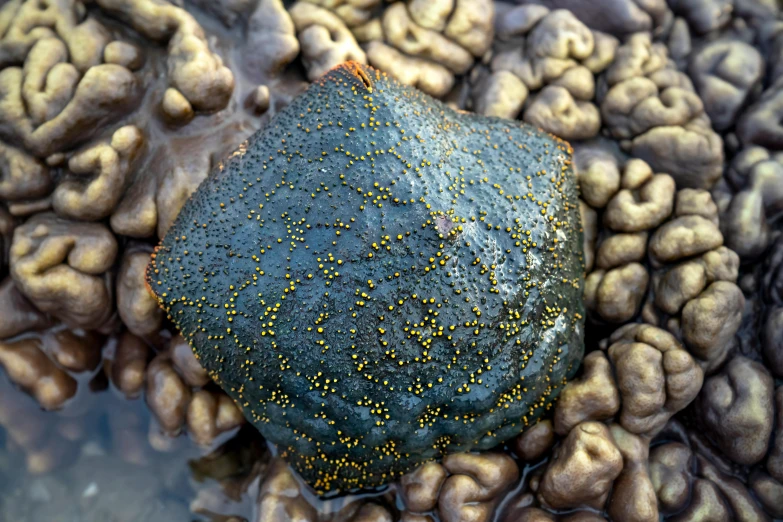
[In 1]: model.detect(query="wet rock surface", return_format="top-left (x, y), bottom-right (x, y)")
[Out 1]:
top-left (148, 62), bottom-right (584, 494)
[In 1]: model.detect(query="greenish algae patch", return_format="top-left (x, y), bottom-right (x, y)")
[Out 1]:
top-left (147, 62), bottom-right (585, 495)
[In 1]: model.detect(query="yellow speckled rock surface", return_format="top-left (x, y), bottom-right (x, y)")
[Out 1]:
top-left (147, 63), bottom-right (585, 494)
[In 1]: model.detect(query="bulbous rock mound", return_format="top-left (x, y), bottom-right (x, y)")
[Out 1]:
top-left (147, 63), bottom-right (585, 494)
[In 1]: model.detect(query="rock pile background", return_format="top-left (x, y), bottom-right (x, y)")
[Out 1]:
top-left (0, 0), bottom-right (782, 521)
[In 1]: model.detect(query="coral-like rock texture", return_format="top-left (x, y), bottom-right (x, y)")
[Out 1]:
top-left (147, 63), bottom-right (584, 494)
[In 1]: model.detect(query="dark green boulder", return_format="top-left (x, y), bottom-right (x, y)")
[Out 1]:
top-left (147, 63), bottom-right (585, 495)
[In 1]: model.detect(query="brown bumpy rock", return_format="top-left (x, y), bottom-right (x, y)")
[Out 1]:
top-left (554, 351), bottom-right (620, 435)
top-left (10, 212), bottom-right (117, 329)
top-left (539, 422), bottom-right (623, 510)
top-left (512, 419), bottom-right (556, 463)
top-left (606, 324), bottom-right (703, 437)
top-left (109, 331), bottom-right (151, 400)
top-left (0, 335), bottom-right (77, 409)
top-left (608, 425), bottom-right (658, 522)
top-left (698, 356), bottom-right (775, 466)
top-left (599, 33), bottom-right (723, 189)
top-left (439, 453), bottom-right (519, 522)
top-left (116, 242), bottom-right (163, 340)
top-left (52, 125), bottom-right (143, 221)
top-left (481, 7), bottom-right (613, 140)
top-left (650, 442), bottom-right (693, 514)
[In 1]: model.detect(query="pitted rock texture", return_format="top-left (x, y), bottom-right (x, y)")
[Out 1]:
top-left (147, 62), bottom-right (584, 494)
